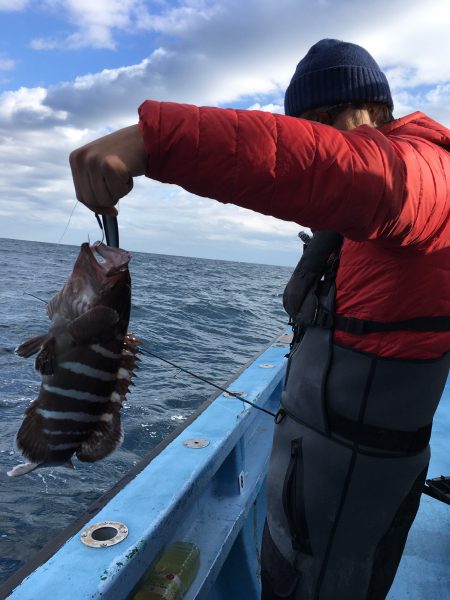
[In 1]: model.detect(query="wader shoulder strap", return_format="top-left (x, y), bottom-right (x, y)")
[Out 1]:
top-left (285, 231), bottom-right (450, 334)
top-left (283, 230), bottom-right (343, 325)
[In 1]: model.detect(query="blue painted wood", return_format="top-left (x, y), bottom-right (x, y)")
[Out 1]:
top-left (4, 332), bottom-right (449, 600)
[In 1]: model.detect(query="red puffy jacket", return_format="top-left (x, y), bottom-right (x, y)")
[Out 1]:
top-left (138, 101), bottom-right (450, 359)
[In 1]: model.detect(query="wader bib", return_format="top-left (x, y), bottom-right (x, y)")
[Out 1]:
top-left (262, 232), bottom-right (450, 600)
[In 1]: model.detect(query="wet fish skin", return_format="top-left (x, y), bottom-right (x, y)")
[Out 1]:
top-left (10, 241), bottom-right (139, 476)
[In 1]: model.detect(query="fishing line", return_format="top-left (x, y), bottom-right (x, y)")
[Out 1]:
top-left (58, 199), bottom-right (79, 244)
top-left (23, 292), bottom-right (48, 305)
top-left (137, 341), bottom-right (276, 418)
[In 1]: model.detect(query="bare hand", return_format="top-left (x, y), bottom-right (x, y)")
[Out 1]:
top-left (69, 125), bottom-right (148, 215)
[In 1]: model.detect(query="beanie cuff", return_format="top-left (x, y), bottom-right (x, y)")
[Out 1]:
top-left (285, 65), bottom-right (393, 117)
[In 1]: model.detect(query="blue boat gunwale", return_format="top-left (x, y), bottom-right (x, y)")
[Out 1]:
top-left (0, 330), bottom-right (290, 599)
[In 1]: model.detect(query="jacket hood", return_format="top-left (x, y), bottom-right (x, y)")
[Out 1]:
top-left (381, 111), bottom-right (450, 148)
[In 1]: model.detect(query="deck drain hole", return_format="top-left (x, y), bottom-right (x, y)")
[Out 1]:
top-left (91, 526), bottom-right (119, 541)
top-left (81, 521), bottom-right (128, 548)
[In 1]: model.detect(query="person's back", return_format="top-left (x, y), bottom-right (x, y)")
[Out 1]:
top-left (335, 112), bottom-right (450, 359)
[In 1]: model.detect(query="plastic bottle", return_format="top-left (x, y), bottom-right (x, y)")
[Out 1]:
top-left (132, 541), bottom-right (200, 600)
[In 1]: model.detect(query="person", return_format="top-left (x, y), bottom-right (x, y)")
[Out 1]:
top-left (69, 39), bottom-right (450, 600)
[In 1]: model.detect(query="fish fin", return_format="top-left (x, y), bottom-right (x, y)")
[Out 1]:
top-left (122, 333), bottom-right (142, 368)
top-left (15, 334), bottom-right (49, 358)
top-left (76, 411), bottom-right (123, 462)
top-left (7, 462), bottom-right (41, 477)
top-left (68, 306), bottom-right (119, 344)
top-left (114, 332), bottom-right (141, 396)
top-left (47, 290), bottom-right (63, 320)
top-left (15, 405), bottom-right (49, 463)
top-left (35, 336), bottom-right (56, 375)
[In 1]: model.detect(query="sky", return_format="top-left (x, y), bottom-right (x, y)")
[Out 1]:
top-left (1, 1), bottom-right (450, 266)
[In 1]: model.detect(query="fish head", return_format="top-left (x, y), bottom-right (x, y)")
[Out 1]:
top-left (48, 242), bottom-right (131, 322)
top-left (78, 241), bottom-right (131, 302)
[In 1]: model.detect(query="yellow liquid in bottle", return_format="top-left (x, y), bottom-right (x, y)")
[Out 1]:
top-left (132, 541), bottom-right (200, 600)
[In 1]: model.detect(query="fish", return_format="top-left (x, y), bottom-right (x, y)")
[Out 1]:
top-left (8, 241), bottom-right (139, 477)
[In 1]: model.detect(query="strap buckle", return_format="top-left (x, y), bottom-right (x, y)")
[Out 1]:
top-left (340, 316), bottom-right (365, 335)
top-left (313, 305), bottom-right (334, 329)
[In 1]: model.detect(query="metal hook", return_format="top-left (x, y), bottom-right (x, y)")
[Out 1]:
top-left (95, 213), bottom-right (106, 244)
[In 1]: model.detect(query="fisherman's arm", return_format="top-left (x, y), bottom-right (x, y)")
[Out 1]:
top-left (69, 125), bottom-right (147, 217)
top-left (70, 100), bottom-right (449, 244)
top-left (137, 100), bottom-right (407, 241)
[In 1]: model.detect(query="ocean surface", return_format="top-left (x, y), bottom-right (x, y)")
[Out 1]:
top-left (0, 237), bottom-right (292, 585)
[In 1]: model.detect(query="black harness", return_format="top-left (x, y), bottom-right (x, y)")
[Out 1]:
top-left (283, 230), bottom-right (450, 341)
top-left (282, 230), bottom-right (450, 505)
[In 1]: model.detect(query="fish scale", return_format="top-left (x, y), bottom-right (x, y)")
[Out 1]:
top-left (8, 242), bottom-right (139, 477)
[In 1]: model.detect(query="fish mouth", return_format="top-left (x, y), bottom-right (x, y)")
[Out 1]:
top-left (83, 242), bottom-right (130, 278)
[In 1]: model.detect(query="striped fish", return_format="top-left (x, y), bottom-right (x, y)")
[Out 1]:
top-left (8, 241), bottom-right (139, 477)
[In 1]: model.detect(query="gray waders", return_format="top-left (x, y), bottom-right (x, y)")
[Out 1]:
top-left (261, 233), bottom-right (450, 600)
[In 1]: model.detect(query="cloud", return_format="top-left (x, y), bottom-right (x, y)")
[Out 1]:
top-left (137, 0), bottom-right (222, 35)
top-left (248, 102), bottom-right (284, 114)
top-left (3, 0), bottom-right (449, 131)
top-left (1, 0), bottom-right (450, 266)
top-left (31, 0), bottom-right (152, 50)
top-left (361, 2), bottom-right (450, 88)
top-left (29, 37), bottom-right (60, 51)
top-left (0, 86), bottom-right (68, 128)
top-left (0, 54), bottom-right (15, 71)
top-left (33, 0), bottom-right (449, 128)
top-left (40, 49), bottom-right (282, 131)
top-left (104, 180), bottom-right (301, 264)
top-left (0, 0), bottom-right (28, 10)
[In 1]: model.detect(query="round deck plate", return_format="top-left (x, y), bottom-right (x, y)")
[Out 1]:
top-left (80, 521), bottom-right (128, 548)
top-left (183, 438), bottom-right (210, 449)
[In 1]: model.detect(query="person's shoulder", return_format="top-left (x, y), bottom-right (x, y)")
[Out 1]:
top-left (380, 112), bottom-right (450, 149)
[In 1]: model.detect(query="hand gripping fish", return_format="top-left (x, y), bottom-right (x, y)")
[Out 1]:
top-left (8, 242), bottom-right (139, 477)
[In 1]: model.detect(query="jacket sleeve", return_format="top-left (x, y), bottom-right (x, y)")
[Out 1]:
top-left (137, 100), bottom-right (445, 244)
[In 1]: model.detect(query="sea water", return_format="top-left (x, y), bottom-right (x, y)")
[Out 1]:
top-left (0, 237), bottom-right (292, 584)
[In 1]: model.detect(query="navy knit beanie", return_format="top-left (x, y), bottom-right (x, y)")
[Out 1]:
top-left (284, 39), bottom-right (393, 117)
